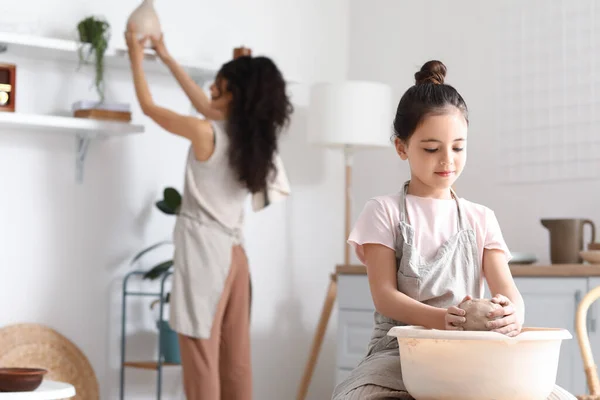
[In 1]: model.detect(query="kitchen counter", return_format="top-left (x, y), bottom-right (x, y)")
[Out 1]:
top-left (336, 264), bottom-right (600, 277)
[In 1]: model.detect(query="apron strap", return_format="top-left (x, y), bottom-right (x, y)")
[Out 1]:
top-left (399, 181), bottom-right (409, 224)
top-left (450, 186), bottom-right (467, 231)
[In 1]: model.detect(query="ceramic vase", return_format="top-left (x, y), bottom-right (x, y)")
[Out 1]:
top-left (126, 0), bottom-right (162, 47)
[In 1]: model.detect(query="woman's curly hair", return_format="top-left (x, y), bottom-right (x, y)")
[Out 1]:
top-left (216, 55), bottom-right (293, 194)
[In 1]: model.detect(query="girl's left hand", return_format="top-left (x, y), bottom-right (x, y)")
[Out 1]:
top-left (487, 294), bottom-right (522, 337)
top-left (124, 24), bottom-right (147, 64)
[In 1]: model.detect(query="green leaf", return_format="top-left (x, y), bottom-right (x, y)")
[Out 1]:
top-left (75, 16), bottom-right (110, 102)
top-left (163, 187), bottom-right (182, 210)
top-left (131, 241), bottom-right (173, 265)
top-left (156, 200), bottom-right (177, 215)
top-left (143, 260), bottom-right (174, 280)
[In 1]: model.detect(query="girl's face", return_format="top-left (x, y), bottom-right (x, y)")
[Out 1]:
top-left (394, 107), bottom-right (468, 198)
top-left (209, 77), bottom-right (233, 113)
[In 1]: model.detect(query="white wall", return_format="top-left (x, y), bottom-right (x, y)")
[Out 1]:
top-left (0, 1), bottom-right (348, 399)
top-left (348, 0), bottom-right (600, 266)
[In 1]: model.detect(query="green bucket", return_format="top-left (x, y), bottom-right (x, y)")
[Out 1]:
top-left (157, 320), bottom-right (181, 364)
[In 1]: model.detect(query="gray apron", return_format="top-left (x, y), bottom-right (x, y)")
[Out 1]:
top-left (332, 181), bottom-right (482, 398)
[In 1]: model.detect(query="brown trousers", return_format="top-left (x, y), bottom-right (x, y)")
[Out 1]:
top-left (178, 245), bottom-right (252, 400)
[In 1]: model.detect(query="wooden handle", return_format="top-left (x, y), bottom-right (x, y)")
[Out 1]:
top-left (344, 163), bottom-right (351, 265)
top-left (576, 286), bottom-right (600, 395)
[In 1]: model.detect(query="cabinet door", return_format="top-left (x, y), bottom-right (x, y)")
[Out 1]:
top-left (337, 275), bottom-right (375, 386)
top-left (514, 277), bottom-right (587, 395)
top-left (337, 310), bottom-right (374, 369)
top-left (338, 275), bottom-right (374, 311)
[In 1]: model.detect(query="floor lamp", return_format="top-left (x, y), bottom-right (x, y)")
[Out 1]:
top-left (296, 81), bottom-right (393, 400)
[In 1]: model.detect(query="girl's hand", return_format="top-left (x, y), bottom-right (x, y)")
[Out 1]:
top-left (149, 34), bottom-right (171, 61)
top-left (124, 24), bottom-right (147, 64)
top-left (445, 295), bottom-right (471, 330)
top-left (487, 294), bottom-right (522, 337)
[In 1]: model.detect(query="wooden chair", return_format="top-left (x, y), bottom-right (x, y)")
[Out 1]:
top-left (576, 286), bottom-right (600, 400)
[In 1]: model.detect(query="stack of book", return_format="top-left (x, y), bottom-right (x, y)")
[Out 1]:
top-left (72, 101), bottom-right (132, 122)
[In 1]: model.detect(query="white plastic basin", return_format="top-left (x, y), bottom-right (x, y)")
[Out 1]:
top-left (387, 326), bottom-right (572, 400)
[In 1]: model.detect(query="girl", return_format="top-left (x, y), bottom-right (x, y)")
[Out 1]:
top-left (331, 60), bottom-right (576, 400)
top-left (125, 26), bottom-right (293, 400)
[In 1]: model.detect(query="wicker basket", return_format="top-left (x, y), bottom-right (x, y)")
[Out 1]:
top-left (0, 323), bottom-right (99, 399)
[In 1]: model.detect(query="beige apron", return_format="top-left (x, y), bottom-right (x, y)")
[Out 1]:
top-left (168, 141), bottom-right (245, 340)
top-left (169, 211), bottom-right (242, 339)
top-left (167, 118), bottom-right (290, 340)
top-left (332, 181), bottom-right (482, 398)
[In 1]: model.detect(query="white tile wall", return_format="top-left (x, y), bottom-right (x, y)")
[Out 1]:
top-left (495, 0), bottom-right (600, 184)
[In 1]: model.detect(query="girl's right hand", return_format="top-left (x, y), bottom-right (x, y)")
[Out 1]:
top-left (444, 295), bottom-right (471, 330)
top-left (150, 34), bottom-right (171, 61)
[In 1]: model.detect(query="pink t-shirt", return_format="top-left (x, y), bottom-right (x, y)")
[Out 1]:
top-left (348, 193), bottom-right (512, 266)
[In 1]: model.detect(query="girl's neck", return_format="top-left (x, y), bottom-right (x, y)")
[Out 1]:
top-left (406, 179), bottom-right (453, 200)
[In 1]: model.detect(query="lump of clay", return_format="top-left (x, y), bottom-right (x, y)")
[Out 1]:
top-left (458, 299), bottom-right (502, 331)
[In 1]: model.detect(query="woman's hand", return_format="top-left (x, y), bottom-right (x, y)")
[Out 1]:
top-left (124, 24), bottom-right (147, 65)
top-left (149, 34), bottom-right (171, 62)
top-left (444, 295), bottom-right (471, 330)
top-left (487, 294), bottom-right (522, 337)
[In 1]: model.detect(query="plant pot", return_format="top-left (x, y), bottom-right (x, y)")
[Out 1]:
top-left (156, 320), bottom-right (181, 364)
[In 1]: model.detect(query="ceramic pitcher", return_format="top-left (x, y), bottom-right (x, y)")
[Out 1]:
top-left (541, 218), bottom-right (596, 264)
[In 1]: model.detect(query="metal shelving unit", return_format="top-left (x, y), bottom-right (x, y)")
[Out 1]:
top-left (119, 270), bottom-right (178, 400)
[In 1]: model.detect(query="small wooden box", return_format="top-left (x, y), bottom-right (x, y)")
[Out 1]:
top-left (74, 109), bottom-right (132, 122)
top-left (0, 64), bottom-right (16, 112)
top-left (233, 47), bottom-right (252, 59)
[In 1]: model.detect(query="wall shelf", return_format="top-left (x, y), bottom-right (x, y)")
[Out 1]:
top-left (0, 32), bottom-right (219, 83)
top-left (0, 112), bottom-right (144, 182)
top-left (0, 32), bottom-right (301, 181)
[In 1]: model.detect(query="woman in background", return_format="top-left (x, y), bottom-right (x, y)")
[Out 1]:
top-left (125, 25), bottom-right (293, 400)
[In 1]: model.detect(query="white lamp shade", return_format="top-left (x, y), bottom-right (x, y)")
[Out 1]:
top-left (307, 81), bottom-right (393, 148)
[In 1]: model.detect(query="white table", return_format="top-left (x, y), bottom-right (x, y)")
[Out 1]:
top-left (0, 380), bottom-right (75, 399)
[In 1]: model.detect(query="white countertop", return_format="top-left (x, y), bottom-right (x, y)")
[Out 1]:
top-left (0, 380), bottom-right (75, 399)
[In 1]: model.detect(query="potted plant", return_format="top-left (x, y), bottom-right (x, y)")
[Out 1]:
top-left (76, 16), bottom-right (111, 102)
top-left (131, 187), bottom-right (181, 363)
top-left (132, 186), bottom-right (181, 281)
